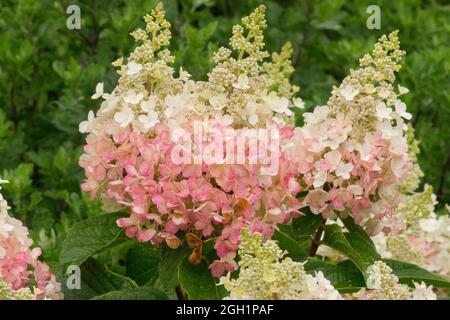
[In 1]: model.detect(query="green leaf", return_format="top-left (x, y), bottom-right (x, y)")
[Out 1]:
top-left (126, 243), bottom-right (160, 286)
top-left (304, 259), bottom-right (365, 293)
top-left (185, 21), bottom-right (218, 49)
top-left (92, 287), bottom-right (169, 300)
top-left (384, 259), bottom-right (450, 289)
top-left (60, 213), bottom-right (127, 265)
top-left (159, 247), bottom-right (188, 290)
top-left (290, 209), bottom-right (324, 251)
top-left (272, 229), bottom-right (308, 261)
top-left (63, 257), bottom-right (137, 300)
top-left (341, 217), bottom-right (380, 259)
top-left (322, 224), bottom-right (380, 277)
top-left (178, 256), bottom-right (226, 300)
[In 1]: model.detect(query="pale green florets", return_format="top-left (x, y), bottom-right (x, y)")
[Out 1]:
top-left (386, 235), bottom-right (424, 266)
top-left (230, 5), bottom-right (268, 62)
top-left (397, 184), bottom-right (437, 234)
top-left (327, 31), bottom-right (407, 141)
top-left (220, 229), bottom-right (341, 300)
top-left (398, 124), bottom-right (424, 193)
top-left (82, 3), bottom-right (303, 137)
top-left (0, 279), bottom-right (34, 300)
top-left (363, 261), bottom-right (436, 300)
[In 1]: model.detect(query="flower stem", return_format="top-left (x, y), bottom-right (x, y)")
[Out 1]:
top-left (308, 217), bottom-right (326, 257)
top-left (175, 285), bottom-right (187, 300)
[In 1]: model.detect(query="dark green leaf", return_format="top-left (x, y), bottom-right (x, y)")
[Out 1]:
top-left (290, 209), bottom-right (324, 251)
top-left (159, 247), bottom-right (188, 290)
top-left (178, 256), bottom-right (226, 300)
top-left (126, 243), bottom-right (160, 286)
top-left (60, 213), bottom-right (127, 265)
top-left (384, 259), bottom-right (450, 289)
top-left (322, 224), bottom-right (379, 277)
top-left (304, 259), bottom-right (365, 293)
top-left (63, 257), bottom-right (137, 300)
top-left (272, 229), bottom-right (308, 261)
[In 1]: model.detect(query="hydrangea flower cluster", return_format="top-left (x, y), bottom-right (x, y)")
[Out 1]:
top-left (372, 190), bottom-right (450, 277)
top-left (349, 261), bottom-right (436, 300)
top-left (79, 3), bottom-right (419, 276)
top-left (79, 4), bottom-right (302, 275)
top-left (0, 180), bottom-right (63, 300)
top-left (288, 31), bottom-right (413, 235)
top-left (219, 228), bottom-right (342, 300)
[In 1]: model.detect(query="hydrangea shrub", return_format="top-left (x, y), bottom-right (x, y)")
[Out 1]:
top-left (2, 3), bottom-right (449, 300)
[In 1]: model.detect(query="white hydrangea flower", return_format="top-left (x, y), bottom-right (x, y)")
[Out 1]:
top-left (411, 282), bottom-right (437, 300)
top-left (127, 61), bottom-right (142, 75)
top-left (164, 94), bottom-right (186, 118)
top-left (99, 94), bottom-right (120, 114)
top-left (376, 101), bottom-right (392, 119)
top-left (398, 85), bottom-right (409, 96)
top-left (124, 90), bottom-right (144, 105)
top-left (293, 97), bottom-right (305, 109)
top-left (79, 110), bottom-right (95, 133)
top-left (419, 218), bottom-right (441, 233)
top-left (232, 74), bottom-right (250, 90)
top-left (138, 110), bottom-right (159, 130)
top-left (209, 94), bottom-right (227, 111)
top-left (264, 92), bottom-right (291, 116)
top-left (0, 193), bottom-right (12, 216)
top-left (178, 67), bottom-right (191, 82)
top-left (306, 272), bottom-right (342, 300)
top-left (303, 105), bottom-right (329, 124)
top-left (114, 106), bottom-right (134, 127)
top-left (91, 82), bottom-right (104, 99)
top-left (339, 85), bottom-right (359, 101)
top-left (141, 96), bottom-right (157, 113)
top-left (394, 100), bottom-right (412, 120)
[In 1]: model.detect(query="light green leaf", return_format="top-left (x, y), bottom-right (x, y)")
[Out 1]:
top-left (60, 213), bottom-right (127, 265)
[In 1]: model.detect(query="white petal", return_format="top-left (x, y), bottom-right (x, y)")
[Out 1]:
top-left (398, 85), bottom-right (409, 95)
top-left (91, 82), bottom-right (104, 99)
top-left (127, 61), bottom-right (142, 75)
top-left (293, 97), bottom-right (305, 109)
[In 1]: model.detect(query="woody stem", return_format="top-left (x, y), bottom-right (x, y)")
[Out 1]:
top-left (175, 285), bottom-right (187, 300)
top-left (308, 217), bottom-right (326, 257)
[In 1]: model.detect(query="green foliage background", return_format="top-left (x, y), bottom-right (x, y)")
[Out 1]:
top-left (0, 0), bottom-right (449, 267)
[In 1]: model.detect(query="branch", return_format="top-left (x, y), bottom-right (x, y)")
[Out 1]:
top-left (308, 216), bottom-right (326, 257)
top-left (175, 285), bottom-right (187, 300)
